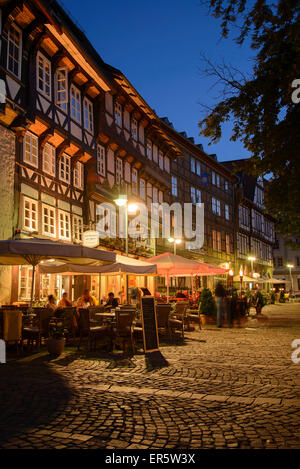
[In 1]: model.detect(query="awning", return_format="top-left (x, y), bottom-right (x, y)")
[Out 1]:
top-left (147, 252), bottom-right (228, 276)
top-left (39, 254), bottom-right (157, 275)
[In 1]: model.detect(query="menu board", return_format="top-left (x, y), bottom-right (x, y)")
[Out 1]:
top-left (141, 296), bottom-right (159, 353)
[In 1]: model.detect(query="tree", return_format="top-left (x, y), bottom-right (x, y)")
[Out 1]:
top-left (199, 0), bottom-right (300, 242)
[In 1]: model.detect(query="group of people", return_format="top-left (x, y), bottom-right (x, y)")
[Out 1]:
top-left (46, 289), bottom-right (119, 314)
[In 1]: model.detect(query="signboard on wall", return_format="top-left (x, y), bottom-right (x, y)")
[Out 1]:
top-left (141, 296), bottom-right (159, 353)
top-left (83, 230), bottom-right (99, 248)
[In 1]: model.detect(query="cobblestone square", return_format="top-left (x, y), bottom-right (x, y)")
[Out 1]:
top-left (0, 303), bottom-right (300, 449)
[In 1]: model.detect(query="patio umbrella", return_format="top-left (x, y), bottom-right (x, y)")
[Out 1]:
top-left (233, 275), bottom-right (256, 283)
top-left (0, 238), bottom-right (116, 308)
top-left (147, 252), bottom-right (228, 300)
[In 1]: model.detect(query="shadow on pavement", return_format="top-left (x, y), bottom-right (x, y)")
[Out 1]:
top-left (0, 362), bottom-right (72, 445)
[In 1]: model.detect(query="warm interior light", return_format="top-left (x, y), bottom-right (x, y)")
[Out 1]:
top-left (229, 269), bottom-right (234, 276)
top-left (128, 203), bottom-right (138, 214)
top-left (175, 239), bottom-right (182, 245)
top-left (114, 195), bottom-right (127, 207)
top-left (239, 267), bottom-right (244, 277)
top-left (168, 238), bottom-right (175, 244)
top-left (248, 256), bottom-right (256, 262)
top-left (287, 264), bottom-right (294, 269)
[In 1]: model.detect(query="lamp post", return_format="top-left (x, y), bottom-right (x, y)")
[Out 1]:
top-left (114, 195), bottom-right (137, 257)
top-left (287, 264), bottom-right (294, 294)
top-left (168, 237), bottom-right (182, 255)
top-left (248, 256), bottom-right (256, 276)
top-left (239, 266), bottom-right (244, 297)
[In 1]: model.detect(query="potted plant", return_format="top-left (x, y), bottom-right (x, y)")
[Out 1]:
top-left (47, 322), bottom-right (66, 355)
top-left (255, 291), bottom-right (267, 315)
top-left (199, 288), bottom-right (216, 326)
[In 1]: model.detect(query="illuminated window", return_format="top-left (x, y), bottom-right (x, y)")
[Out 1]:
top-left (73, 162), bottom-right (84, 189)
top-left (42, 204), bottom-right (56, 237)
top-left (97, 145), bottom-right (106, 176)
top-left (43, 143), bottom-right (56, 176)
top-left (59, 153), bottom-right (71, 183)
top-left (58, 210), bottom-right (71, 241)
top-left (116, 157), bottom-right (123, 185)
top-left (73, 215), bottom-right (83, 243)
top-left (23, 197), bottom-right (38, 232)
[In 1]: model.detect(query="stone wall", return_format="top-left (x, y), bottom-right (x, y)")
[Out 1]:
top-left (0, 125), bottom-right (16, 304)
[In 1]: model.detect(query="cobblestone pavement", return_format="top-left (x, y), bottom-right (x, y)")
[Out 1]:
top-left (0, 303), bottom-right (300, 449)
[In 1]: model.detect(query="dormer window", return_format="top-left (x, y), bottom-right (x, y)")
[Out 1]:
top-left (114, 101), bottom-right (122, 127)
top-left (70, 85), bottom-right (81, 123)
top-left (37, 51), bottom-right (51, 99)
top-left (7, 23), bottom-right (22, 79)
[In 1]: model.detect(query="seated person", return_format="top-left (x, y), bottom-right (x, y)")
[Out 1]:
top-left (57, 292), bottom-right (73, 308)
top-left (46, 294), bottom-right (57, 314)
top-left (76, 289), bottom-right (96, 309)
top-left (176, 291), bottom-right (187, 299)
top-left (104, 292), bottom-right (119, 310)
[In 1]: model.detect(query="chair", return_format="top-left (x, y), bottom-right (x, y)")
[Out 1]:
top-left (60, 307), bottom-right (77, 340)
top-left (186, 305), bottom-right (201, 330)
top-left (23, 308), bottom-right (53, 349)
top-left (77, 308), bottom-right (112, 351)
top-left (3, 310), bottom-right (23, 354)
top-left (114, 310), bottom-right (136, 354)
top-left (156, 304), bottom-right (172, 340)
top-left (169, 303), bottom-right (186, 340)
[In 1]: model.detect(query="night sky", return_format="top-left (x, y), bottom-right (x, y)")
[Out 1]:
top-left (60, 0), bottom-right (254, 162)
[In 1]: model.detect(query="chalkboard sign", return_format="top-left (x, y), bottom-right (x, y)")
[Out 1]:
top-left (141, 296), bottom-right (159, 353)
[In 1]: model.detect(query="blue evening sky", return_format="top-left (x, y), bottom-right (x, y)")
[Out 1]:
top-left (60, 0), bottom-right (254, 162)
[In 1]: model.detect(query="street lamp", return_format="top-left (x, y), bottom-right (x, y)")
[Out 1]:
top-left (248, 256), bottom-right (256, 276)
top-left (168, 238), bottom-right (182, 255)
top-left (287, 264), bottom-right (294, 294)
top-left (114, 195), bottom-right (137, 256)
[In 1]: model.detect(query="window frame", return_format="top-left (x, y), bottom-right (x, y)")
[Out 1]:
top-left (73, 214), bottom-right (83, 243)
top-left (114, 101), bottom-right (122, 127)
top-left (132, 168), bottom-right (138, 195)
top-left (36, 51), bottom-right (51, 100)
top-left (7, 22), bottom-right (22, 79)
top-left (131, 117), bottom-right (138, 141)
top-left (73, 161), bottom-right (84, 190)
top-left (23, 196), bottom-right (38, 232)
top-left (83, 96), bottom-right (94, 133)
top-left (115, 157), bottom-right (123, 185)
top-left (24, 131), bottom-right (39, 169)
top-left (70, 84), bottom-right (81, 124)
top-left (42, 203), bottom-right (56, 238)
top-left (97, 144), bottom-right (106, 177)
top-left (59, 153), bottom-right (71, 184)
top-left (42, 142), bottom-right (56, 177)
top-left (55, 66), bottom-right (68, 111)
top-left (171, 176), bottom-right (178, 197)
top-left (58, 210), bottom-right (71, 241)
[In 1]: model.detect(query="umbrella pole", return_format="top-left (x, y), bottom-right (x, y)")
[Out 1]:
top-left (30, 264), bottom-right (37, 311)
top-left (166, 274), bottom-right (170, 303)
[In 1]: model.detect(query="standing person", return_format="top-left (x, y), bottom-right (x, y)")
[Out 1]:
top-left (215, 282), bottom-right (226, 328)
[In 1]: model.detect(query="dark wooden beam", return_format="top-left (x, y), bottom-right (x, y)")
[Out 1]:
top-left (71, 150), bottom-right (83, 168)
top-left (38, 128), bottom-right (54, 155)
top-left (57, 139), bottom-right (70, 159)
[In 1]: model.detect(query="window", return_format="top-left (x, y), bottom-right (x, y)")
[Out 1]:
top-left (212, 230), bottom-right (221, 251)
top-left (171, 176), bottom-right (178, 197)
top-left (37, 51), bottom-right (51, 99)
top-left (216, 174), bottom-right (220, 187)
top-left (43, 143), bottom-right (56, 176)
top-left (23, 197), bottom-right (38, 232)
top-left (131, 118), bottom-right (138, 140)
top-left (7, 23), bottom-right (22, 78)
top-left (190, 157), bottom-right (195, 173)
top-left (140, 178), bottom-right (146, 200)
top-left (116, 157), bottom-right (123, 185)
top-left (164, 156), bottom-right (170, 173)
top-left (58, 210), bottom-right (71, 241)
top-left (42, 204), bottom-right (56, 237)
top-left (97, 145), bottom-right (106, 176)
top-left (238, 233), bottom-right (249, 256)
top-left (212, 171), bottom-right (216, 185)
top-left (59, 153), bottom-right (71, 183)
top-left (239, 206), bottom-right (250, 228)
top-left (226, 234), bottom-right (230, 254)
top-left (296, 257), bottom-right (300, 267)
top-left (18, 266), bottom-right (32, 301)
top-left (24, 132), bottom-right (38, 168)
top-left (212, 197), bottom-right (221, 216)
top-left (196, 189), bottom-right (201, 204)
top-left (146, 140), bottom-right (152, 159)
top-left (191, 187), bottom-right (196, 204)
top-left (114, 101), bottom-right (122, 127)
top-left (225, 204), bottom-right (230, 220)
top-left (277, 257), bottom-right (283, 267)
top-left (70, 85), bottom-right (81, 123)
top-left (73, 215), bottom-right (83, 243)
top-left (83, 97), bottom-right (93, 133)
top-left (225, 180), bottom-right (229, 192)
top-left (254, 186), bottom-right (264, 208)
top-left (153, 187), bottom-right (158, 203)
top-left (55, 67), bottom-right (68, 111)
top-left (73, 162), bottom-right (84, 189)
top-left (132, 168), bottom-right (138, 194)
top-left (196, 161), bottom-right (201, 176)
top-left (159, 151), bottom-right (164, 170)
